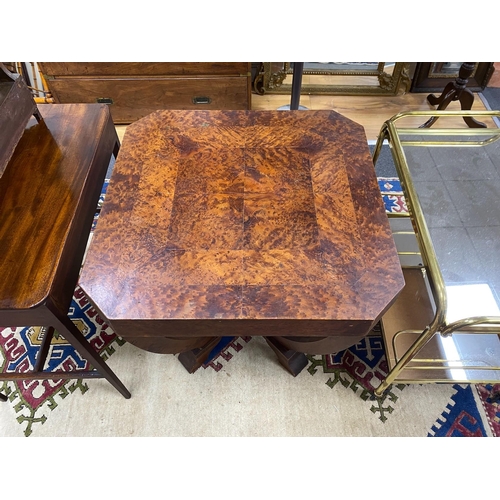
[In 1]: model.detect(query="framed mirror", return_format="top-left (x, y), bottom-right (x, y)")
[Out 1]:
top-left (253, 62), bottom-right (412, 95)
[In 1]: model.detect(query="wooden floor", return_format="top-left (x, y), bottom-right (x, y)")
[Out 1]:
top-left (116, 81), bottom-right (498, 143)
top-left (251, 90), bottom-right (492, 141)
top-left (249, 63), bottom-right (500, 140)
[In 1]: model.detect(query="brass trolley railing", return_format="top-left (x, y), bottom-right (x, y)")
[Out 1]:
top-left (372, 110), bottom-right (500, 397)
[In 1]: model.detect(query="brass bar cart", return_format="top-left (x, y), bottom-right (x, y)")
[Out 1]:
top-left (372, 110), bottom-right (500, 397)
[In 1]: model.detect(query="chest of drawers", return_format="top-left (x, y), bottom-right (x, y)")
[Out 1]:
top-left (38, 62), bottom-right (252, 123)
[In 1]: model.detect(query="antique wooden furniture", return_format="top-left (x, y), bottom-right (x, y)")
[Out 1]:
top-left (0, 103), bottom-right (130, 400)
top-left (79, 109), bottom-right (404, 376)
top-left (37, 63), bottom-right (252, 124)
top-left (372, 110), bottom-right (500, 397)
top-left (0, 63), bottom-right (41, 178)
top-left (410, 62), bottom-right (494, 94)
top-left (419, 63), bottom-right (488, 128)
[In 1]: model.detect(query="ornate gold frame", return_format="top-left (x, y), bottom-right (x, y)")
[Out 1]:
top-left (372, 111), bottom-right (500, 397)
top-left (253, 62), bottom-right (411, 95)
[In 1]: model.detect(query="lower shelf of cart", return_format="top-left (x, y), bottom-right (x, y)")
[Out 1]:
top-left (380, 268), bottom-right (500, 383)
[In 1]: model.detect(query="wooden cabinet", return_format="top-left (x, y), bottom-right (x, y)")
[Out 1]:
top-left (38, 63), bottom-right (252, 123)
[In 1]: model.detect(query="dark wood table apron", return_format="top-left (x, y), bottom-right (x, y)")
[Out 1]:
top-left (79, 110), bottom-right (404, 375)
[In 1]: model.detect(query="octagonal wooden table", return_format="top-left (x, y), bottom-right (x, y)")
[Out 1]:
top-left (79, 110), bottom-right (404, 376)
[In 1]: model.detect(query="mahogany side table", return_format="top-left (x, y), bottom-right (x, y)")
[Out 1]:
top-left (0, 104), bottom-right (130, 399)
top-left (79, 110), bottom-right (404, 376)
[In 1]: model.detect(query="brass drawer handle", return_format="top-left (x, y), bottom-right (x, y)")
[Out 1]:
top-left (192, 96), bottom-right (212, 105)
top-left (96, 97), bottom-right (113, 104)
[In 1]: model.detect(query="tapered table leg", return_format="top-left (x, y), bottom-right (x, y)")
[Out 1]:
top-left (49, 306), bottom-right (131, 399)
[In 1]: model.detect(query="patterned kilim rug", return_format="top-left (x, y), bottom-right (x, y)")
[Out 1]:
top-left (1, 177), bottom-right (499, 437)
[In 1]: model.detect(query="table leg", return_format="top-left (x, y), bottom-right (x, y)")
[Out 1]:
top-left (48, 305), bottom-right (131, 399)
top-left (459, 89), bottom-right (487, 128)
top-left (113, 139), bottom-right (120, 159)
top-left (265, 337), bottom-right (309, 376)
top-left (426, 81), bottom-right (456, 107)
top-left (177, 337), bottom-right (223, 373)
top-left (420, 62), bottom-right (486, 129)
top-left (33, 326), bottom-right (55, 372)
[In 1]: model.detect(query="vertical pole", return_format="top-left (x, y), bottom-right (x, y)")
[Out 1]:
top-left (20, 62), bottom-right (32, 88)
top-left (290, 62), bottom-right (304, 110)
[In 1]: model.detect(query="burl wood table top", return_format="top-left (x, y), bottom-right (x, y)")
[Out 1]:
top-left (80, 110), bottom-right (404, 328)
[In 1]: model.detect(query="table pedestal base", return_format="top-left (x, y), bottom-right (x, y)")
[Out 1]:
top-left (264, 337), bottom-right (309, 376)
top-left (177, 337), bottom-right (223, 373)
top-left (175, 334), bottom-right (370, 377)
top-left (420, 62), bottom-right (486, 129)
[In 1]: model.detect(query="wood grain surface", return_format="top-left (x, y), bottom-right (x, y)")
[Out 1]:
top-left (0, 103), bottom-right (130, 397)
top-left (79, 110), bottom-right (404, 347)
top-left (39, 62), bottom-right (250, 77)
top-left (38, 63), bottom-right (252, 123)
top-left (251, 92), bottom-right (491, 141)
top-left (0, 104), bottom-right (117, 313)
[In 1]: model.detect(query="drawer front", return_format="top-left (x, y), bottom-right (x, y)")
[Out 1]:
top-left (39, 62), bottom-right (250, 77)
top-left (47, 77), bottom-right (251, 123)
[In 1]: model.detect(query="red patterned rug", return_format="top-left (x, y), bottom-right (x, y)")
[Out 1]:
top-left (1, 177), bottom-right (498, 437)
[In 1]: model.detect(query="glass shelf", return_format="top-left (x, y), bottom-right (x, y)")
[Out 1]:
top-left (373, 111), bottom-right (500, 395)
